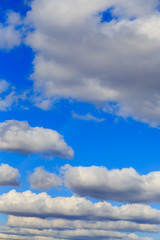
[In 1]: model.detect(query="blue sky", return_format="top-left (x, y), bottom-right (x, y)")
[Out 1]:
top-left (0, 1), bottom-right (160, 240)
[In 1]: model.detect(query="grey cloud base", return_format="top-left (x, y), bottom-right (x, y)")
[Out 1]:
top-left (63, 165), bottom-right (160, 203)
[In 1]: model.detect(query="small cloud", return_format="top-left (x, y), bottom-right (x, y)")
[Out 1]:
top-left (29, 167), bottom-right (62, 190)
top-left (0, 163), bottom-right (20, 187)
top-left (0, 120), bottom-right (74, 159)
top-left (72, 111), bottom-right (105, 123)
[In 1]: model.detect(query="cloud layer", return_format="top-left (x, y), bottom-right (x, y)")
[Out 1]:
top-left (0, 120), bottom-right (73, 159)
top-left (24, 0), bottom-right (160, 126)
top-left (64, 165), bottom-right (160, 203)
top-left (0, 190), bottom-right (160, 224)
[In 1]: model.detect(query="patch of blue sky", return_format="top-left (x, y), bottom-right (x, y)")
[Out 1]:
top-left (0, 45), bottom-right (34, 90)
top-left (100, 7), bottom-right (117, 23)
top-left (0, 213), bottom-right (8, 225)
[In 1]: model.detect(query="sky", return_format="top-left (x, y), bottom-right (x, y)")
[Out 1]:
top-left (0, 0), bottom-right (160, 239)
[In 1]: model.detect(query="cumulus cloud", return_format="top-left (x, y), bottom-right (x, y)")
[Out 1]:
top-left (0, 120), bottom-right (73, 159)
top-left (29, 167), bottom-right (62, 190)
top-left (72, 111), bottom-right (105, 122)
top-left (0, 190), bottom-right (160, 224)
top-left (63, 165), bottom-right (160, 203)
top-left (24, 0), bottom-right (160, 126)
top-left (0, 164), bottom-right (20, 187)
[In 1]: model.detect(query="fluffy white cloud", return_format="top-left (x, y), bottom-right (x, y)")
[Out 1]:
top-left (0, 164), bottom-right (20, 186)
top-left (0, 120), bottom-right (73, 159)
top-left (63, 165), bottom-right (160, 203)
top-left (0, 190), bottom-right (160, 224)
top-left (29, 167), bottom-right (62, 190)
top-left (24, 0), bottom-right (160, 126)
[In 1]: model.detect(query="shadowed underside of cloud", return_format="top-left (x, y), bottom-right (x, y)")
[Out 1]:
top-left (0, 163), bottom-right (20, 187)
top-left (24, 0), bottom-right (160, 127)
top-left (0, 120), bottom-right (73, 159)
top-left (63, 165), bottom-right (160, 203)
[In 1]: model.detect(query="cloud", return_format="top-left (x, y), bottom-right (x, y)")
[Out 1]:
top-left (24, 0), bottom-right (160, 126)
top-left (63, 165), bottom-right (160, 203)
top-left (29, 167), bottom-right (62, 190)
top-left (0, 12), bottom-right (22, 50)
top-left (0, 190), bottom-right (160, 224)
top-left (0, 164), bottom-right (20, 187)
top-left (0, 120), bottom-right (73, 159)
top-left (7, 216), bottom-right (159, 233)
top-left (72, 111), bottom-right (105, 122)
top-left (0, 224), bottom-right (154, 240)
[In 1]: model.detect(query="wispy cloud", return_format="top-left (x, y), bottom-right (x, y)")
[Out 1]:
top-left (72, 111), bottom-right (105, 122)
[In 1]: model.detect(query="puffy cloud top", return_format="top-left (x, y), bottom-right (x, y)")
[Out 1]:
top-left (0, 120), bottom-right (73, 159)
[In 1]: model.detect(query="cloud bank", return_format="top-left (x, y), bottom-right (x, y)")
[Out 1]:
top-left (0, 190), bottom-right (160, 224)
top-left (0, 120), bottom-right (73, 159)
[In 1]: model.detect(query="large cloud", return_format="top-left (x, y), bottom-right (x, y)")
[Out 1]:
top-left (63, 165), bottom-right (160, 203)
top-left (25, 0), bottom-right (160, 126)
top-left (0, 164), bottom-right (20, 187)
top-left (0, 190), bottom-right (160, 224)
top-left (0, 120), bottom-right (73, 159)
top-left (29, 167), bottom-right (62, 190)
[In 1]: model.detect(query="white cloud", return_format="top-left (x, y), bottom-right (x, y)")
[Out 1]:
top-left (72, 111), bottom-right (105, 122)
top-left (0, 120), bottom-right (73, 159)
top-left (3, 2), bottom-right (160, 122)
top-left (0, 164), bottom-right (20, 187)
top-left (0, 190), bottom-right (160, 224)
top-left (63, 165), bottom-right (160, 203)
top-left (24, 0), bottom-right (160, 126)
top-left (0, 12), bottom-right (22, 50)
top-left (29, 167), bottom-right (62, 190)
